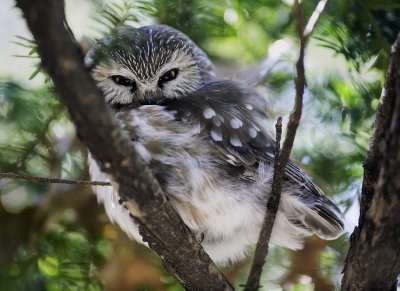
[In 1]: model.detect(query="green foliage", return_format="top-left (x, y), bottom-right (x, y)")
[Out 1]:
top-left (12, 36), bottom-right (38, 60)
top-left (93, 0), bottom-right (156, 35)
top-left (12, 36), bottom-right (48, 81)
top-left (154, 0), bottom-right (292, 64)
top-left (0, 224), bottom-right (107, 291)
top-left (36, 225), bottom-right (105, 291)
top-left (0, 81), bottom-right (59, 173)
top-left (0, 80), bottom-right (84, 213)
top-left (318, 0), bottom-right (400, 71)
top-left (2, 0), bottom-right (399, 290)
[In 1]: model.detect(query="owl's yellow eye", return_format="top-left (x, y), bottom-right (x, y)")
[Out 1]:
top-left (158, 68), bottom-right (179, 86)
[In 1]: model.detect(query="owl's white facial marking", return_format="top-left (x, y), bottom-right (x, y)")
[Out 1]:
top-left (88, 26), bottom-right (207, 107)
top-left (92, 64), bottom-right (139, 105)
top-left (92, 50), bottom-right (201, 106)
top-left (155, 50), bottom-right (201, 99)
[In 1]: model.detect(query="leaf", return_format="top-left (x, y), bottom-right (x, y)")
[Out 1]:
top-left (38, 256), bottom-right (59, 277)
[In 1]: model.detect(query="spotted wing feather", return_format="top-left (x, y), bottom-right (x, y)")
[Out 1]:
top-left (166, 80), bottom-right (344, 239)
top-left (165, 80), bottom-right (275, 165)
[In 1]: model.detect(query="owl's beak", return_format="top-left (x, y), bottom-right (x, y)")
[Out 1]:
top-left (141, 90), bottom-right (158, 104)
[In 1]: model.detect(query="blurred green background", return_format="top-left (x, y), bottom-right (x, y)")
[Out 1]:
top-left (1, 0), bottom-right (399, 290)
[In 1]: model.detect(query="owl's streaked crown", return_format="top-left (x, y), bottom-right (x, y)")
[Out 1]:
top-left (86, 25), bottom-right (215, 107)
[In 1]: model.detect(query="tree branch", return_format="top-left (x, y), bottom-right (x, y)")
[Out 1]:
top-left (15, 0), bottom-right (232, 290)
top-left (303, 0), bottom-right (328, 38)
top-left (341, 32), bottom-right (400, 291)
top-left (244, 0), bottom-right (316, 288)
top-left (0, 172), bottom-right (111, 186)
top-left (244, 117), bottom-right (282, 290)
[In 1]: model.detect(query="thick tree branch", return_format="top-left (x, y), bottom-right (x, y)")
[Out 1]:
top-left (244, 0), bottom-right (316, 289)
top-left (16, 0), bottom-right (232, 290)
top-left (341, 32), bottom-right (400, 291)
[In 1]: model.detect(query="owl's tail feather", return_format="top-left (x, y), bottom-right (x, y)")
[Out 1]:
top-left (281, 192), bottom-right (344, 240)
top-left (274, 159), bottom-right (346, 241)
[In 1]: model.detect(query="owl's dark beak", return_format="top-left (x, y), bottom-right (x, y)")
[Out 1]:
top-left (141, 89), bottom-right (162, 104)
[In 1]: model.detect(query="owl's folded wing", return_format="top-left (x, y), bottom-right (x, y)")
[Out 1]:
top-left (165, 80), bottom-right (274, 164)
top-left (165, 80), bottom-right (344, 240)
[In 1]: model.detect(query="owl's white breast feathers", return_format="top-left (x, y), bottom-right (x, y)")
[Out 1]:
top-left (89, 105), bottom-right (341, 264)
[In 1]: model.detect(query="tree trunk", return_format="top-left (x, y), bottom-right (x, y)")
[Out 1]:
top-left (341, 32), bottom-right (400, 291)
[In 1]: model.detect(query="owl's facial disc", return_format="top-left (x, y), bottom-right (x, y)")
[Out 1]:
top-left (87, 25), bottom-right (210, 108)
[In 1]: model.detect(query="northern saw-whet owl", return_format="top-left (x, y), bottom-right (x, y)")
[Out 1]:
top-left (86, 25), bottom-right (344, 264)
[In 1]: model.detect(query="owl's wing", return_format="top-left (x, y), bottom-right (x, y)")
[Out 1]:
top-left (165, 80), bottom-right (275, 165)
top-left (165, 80), bottom-right (344, 239)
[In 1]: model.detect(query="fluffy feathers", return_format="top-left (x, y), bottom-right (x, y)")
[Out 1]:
top-left (87, 25), bottom-right (344, 264)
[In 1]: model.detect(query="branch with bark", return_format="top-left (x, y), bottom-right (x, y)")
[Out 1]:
top-left (0, 172), bottom-right (111, 186)
top-left (15, 0), bottom-right (232, 290)
top-left (341, 32), bottom-right (400, 291)
top-left (244, 0), bottom-right (329, 289)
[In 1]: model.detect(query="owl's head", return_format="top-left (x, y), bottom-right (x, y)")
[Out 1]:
top-left (86, 25), bottom-right (215, 108)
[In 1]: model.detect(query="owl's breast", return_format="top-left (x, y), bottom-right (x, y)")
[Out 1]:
top-left (89, 105), bottom-right (267, 263)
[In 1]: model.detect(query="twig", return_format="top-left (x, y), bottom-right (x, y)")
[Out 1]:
top-left (244, 117), bottom-right (282, 290)
top-left (0, 172), bottom-right (111, 186)
top-left (244, 0), bottom-right (322, 288)
top-left (304, 0), bottom-right (329, 38)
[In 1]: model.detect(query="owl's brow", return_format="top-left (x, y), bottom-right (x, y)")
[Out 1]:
top-left (113, 41), bottom-right (192, 81)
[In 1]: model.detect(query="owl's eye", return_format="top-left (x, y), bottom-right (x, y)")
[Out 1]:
top-left (111, 75), bottom-right (136, 90)
top-left (158, 68), bottom-right (179, 86)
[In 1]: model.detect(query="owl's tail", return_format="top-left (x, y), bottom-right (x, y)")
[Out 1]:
top-left (268, 159), bottom-right (345, 249)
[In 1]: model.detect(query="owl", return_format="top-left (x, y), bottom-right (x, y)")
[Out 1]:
top-left (86, 25), bottom-right (344, 264)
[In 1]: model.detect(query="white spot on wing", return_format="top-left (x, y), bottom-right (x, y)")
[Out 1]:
top-left (203, 107), bottom-right (216, 119)
top-left (210, 129), bottom-right (223, 141)
top-left (249, 127), bottom-right (258, 138)
top-left (230, 135), bottom-right (242, 147)
top-left (230, 118), bottom-right (243, 129)
top-left (245, 104), bottom-right (253, 110)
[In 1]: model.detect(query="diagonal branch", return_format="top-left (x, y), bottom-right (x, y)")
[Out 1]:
top-left (15, 0), bottom-right (232, 290)
top-left (303, 0), bottom-right (328, 38)
top-left (341, 32), bottom-right (400, 291)
top-left (244, 0), bottom-right (328, 289)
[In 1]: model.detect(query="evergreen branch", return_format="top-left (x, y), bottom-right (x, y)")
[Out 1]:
top-left (0, 172), bottom-right (111, 186)
top-left (13, 35), bottom-right (47, 80)
top-left (94, 0), bottom-right (154, 34)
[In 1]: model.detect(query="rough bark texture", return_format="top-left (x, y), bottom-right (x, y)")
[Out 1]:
top-left (16, 0), bottom-right (233, 290)
top-left (0, 172), bottom-right (111, 186)
top-left (244, 118), bottom-right (282, 290)
top-left (341, 33), bottom-right (400, 291)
